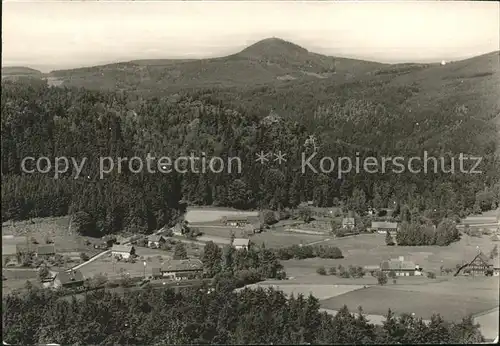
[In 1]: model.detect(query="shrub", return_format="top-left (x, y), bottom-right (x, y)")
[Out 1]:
top-left (427, 271), bottom-right (436, 279)
top-left (328, 267), bottom-right (337, 276)
top-left (387, 271), bottom-right (396, 279)
top-left (80, 252), bottom-right (90, 261)
top-left (377, 271), bottom-right (388, 285)
top-left (316, 266), bottom-right (327, 275)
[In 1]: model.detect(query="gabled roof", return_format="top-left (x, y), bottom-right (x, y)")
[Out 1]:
top-left (57, 270), bottom-right (84, 285)
top-left (161, 259), bottom-right (203, 272)
top-left (36, 244), bottom-right (56, 255)
top-left (147, 234), bottom-right (165, 242)
top-left (233, 238), bottom-right (250, 247)
top-left (470, 251), bottom-right (492, 266)
top-left (111, 244), bottom-right (134, 253)
top-left (372, 221), bottom-right (398, 229)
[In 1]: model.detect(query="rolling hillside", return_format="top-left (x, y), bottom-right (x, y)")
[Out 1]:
top-left (47, 38), bottom-right (386, 91)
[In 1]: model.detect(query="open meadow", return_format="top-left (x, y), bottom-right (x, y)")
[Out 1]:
top-left (77, 251), bottom-right (171, 280)
top-left (319, 276), bottom-right (499, 322)
top-left (185, 207), bottom-right (258, 224)
top-left (2, 216), bottom-right (101, 257)
top-left (314, 233), bottom-right (496, 272)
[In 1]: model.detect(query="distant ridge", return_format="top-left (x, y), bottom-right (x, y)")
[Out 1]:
top-left (1, 66), bottom-right (42, 76)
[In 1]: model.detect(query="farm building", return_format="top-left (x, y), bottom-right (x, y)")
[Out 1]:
top-left (111, 244), bottom-right (135, 260)
top-left (380, 256), bottom-right (422, 276)
top-left (245, 222), bottom-right (262, 234)
top-left (342, 218), bottom-right (355, 229)
top-left (371, 221), bottom-right (398, 235)
top-left (221, 215), bottom-right (249, 227)
top-left (233, 238), bottom-right (250, 250)
top-left (455, 251), bottom-right (499, 276)
top-left (50, 270), bottom-right (85, 289)
top-left (147, 235), bottom-right (166, 248)
top-left (153, 259), bottom-right (203, 280)
top-left (36, 244), bottom-right (56, 258)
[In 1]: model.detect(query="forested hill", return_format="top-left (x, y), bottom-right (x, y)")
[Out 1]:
top-left (47, 38), bottom-right (386, 91)
top-left (2, 43), bottom-right (499, 235)
top-left (2, 69), bottom-right (499, 235)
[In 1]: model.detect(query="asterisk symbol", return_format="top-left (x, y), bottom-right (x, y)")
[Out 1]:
top-left (255, 151), bottom-right (270, 164)
top-left (273, 151), bottom-right (287, 164)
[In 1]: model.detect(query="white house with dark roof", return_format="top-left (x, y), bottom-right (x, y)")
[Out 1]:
top-left (153, 259), bottom-right (203, 280)
top-left (233, 238), bottom-right (250, 250)
top-left (111, 244), bottom-right (135, 260)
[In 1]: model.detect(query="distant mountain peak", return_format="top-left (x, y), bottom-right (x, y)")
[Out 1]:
top-left (237, 37), bottom-right (309, 60)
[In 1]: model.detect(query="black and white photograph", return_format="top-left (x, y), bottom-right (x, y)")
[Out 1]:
top-left (2, 0), bottom-right (499, 344)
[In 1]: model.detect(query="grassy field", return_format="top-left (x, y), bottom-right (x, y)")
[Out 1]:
top-left (2, 216), bottom-right (100, 257)
top-left (316, 233), bottom-right (496, 272)
top-left (239, 281), bottom-right (364, 300)
top-left (185, 207), bottom-right (258, 223)
top-left (77, 252), bottom-right (171, 280)
top-left (250, 231), bottom-right (330, 248)
top-left (319, 276), bottom-right (499, 322)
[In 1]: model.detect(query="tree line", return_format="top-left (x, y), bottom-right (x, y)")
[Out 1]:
top-left (2, 281), bottom-right (485, 345)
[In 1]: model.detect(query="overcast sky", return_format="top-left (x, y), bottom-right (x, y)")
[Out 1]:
top-left (2, 1), bottom-right (499, 72)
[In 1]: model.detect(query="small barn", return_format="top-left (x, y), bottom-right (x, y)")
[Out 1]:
top-left (371, 221), bottom-right (399, 235)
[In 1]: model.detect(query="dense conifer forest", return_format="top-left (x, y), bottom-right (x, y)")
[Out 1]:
top-left (2, 77), bottom-right (499, 235)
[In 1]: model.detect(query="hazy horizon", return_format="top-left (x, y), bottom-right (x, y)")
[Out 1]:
top-left (2, 1), bottom-right (499, 73)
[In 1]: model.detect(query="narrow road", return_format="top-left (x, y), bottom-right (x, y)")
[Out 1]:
top-left (305, 238), bottom-right (331, 246)
top-left (69, 250), bottom-right (111, 271)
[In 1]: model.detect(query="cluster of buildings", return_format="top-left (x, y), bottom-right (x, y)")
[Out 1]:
top-left (221, 215), bottom-right (262, 233)
top-left (340, 218), bottom-right (399, 235)
top-left (2, 236), bottom-right (56, 266)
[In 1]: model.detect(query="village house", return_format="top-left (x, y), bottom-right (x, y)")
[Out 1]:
top-left (222, 215), bottom-right (249, 227)
top-left (342, 217), bottom-right (355, 229)
top-left (380, 256), bottom-right (423, 276)
top-left (147, 235), bottom-right (166, 248)
top-left (233, 238), bottom-right (250, 250)
top-left (111, 244), bottom-right (135, 260)
top-left (152, 259), bottom-right (203, 280)
top-left (455, 251), bottom-right (499, 276)
top-left (169, 223), bottom-right (184, 236)
top-left (35, 244), bottom-right (56, 258)
top-left (50, 270), bottom-right (85, 289)
top-left (371, 221), bottom-right (399, 235)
